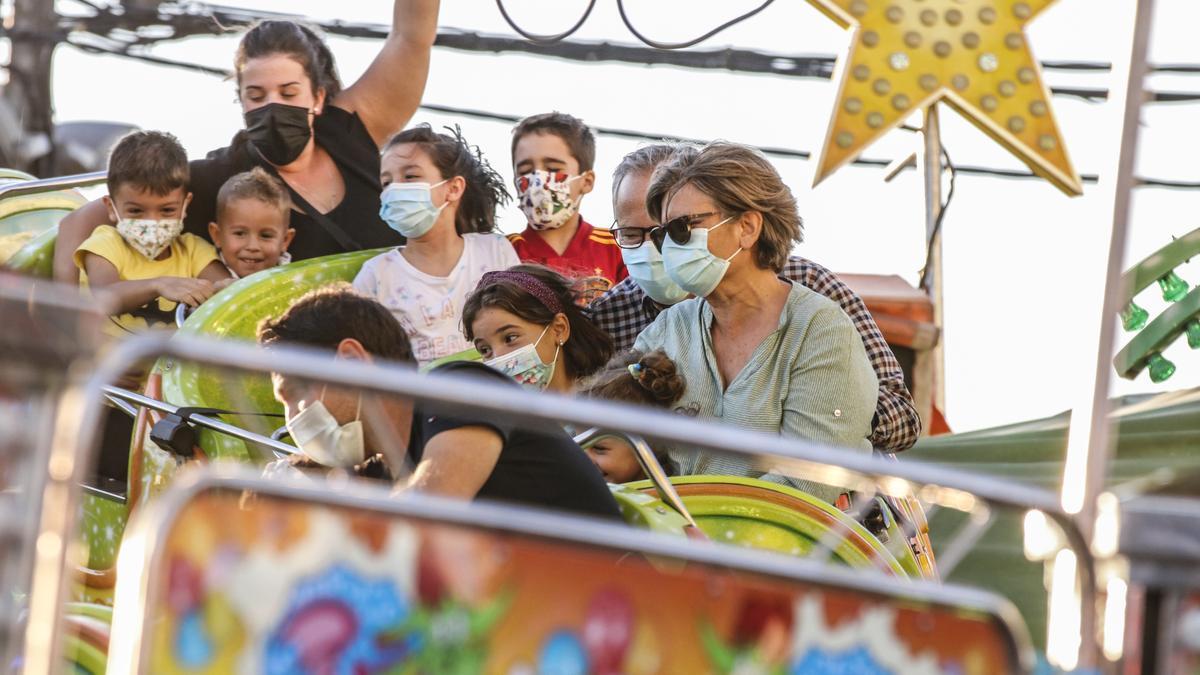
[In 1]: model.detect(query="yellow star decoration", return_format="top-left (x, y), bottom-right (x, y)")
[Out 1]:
top-left (807, 0), bottom-right (1082, 196)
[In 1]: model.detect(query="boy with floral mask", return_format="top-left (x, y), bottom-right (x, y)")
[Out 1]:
top-left (507, 112), bottom-right (626, 306)
top-left (75, 131), bottom-right (230, 335)
top-left (353, 125), bottom-right (518, 366)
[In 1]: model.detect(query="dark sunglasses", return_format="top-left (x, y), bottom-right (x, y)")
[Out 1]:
top-left (611, 211), bottom-right (721, 250)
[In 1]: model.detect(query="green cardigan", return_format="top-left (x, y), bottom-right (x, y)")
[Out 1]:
top-left (634, 282), bottom-right (878, 502)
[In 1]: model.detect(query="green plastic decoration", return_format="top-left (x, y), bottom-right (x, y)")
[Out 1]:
top-left (1120, 301), bottom-right (1149, 332)
top-left (1146, 352), bottom-right (1176, 383)
top-left (1158, 271), bottom-right (1189, 303)
top-left (1186, 319), bottom-right (1200, 349)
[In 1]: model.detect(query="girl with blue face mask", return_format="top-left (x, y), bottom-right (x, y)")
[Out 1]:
top-left (353, 125), bottom-right (520, 366)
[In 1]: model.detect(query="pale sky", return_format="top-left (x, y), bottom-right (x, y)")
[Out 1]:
top-left (46, 0), bottom-right (1200, 432)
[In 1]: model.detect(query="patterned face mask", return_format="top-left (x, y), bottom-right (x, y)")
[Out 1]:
top-left (516, 170), bottom-right (584, 231)
top-left (484, 325), bottom-right (560, 391)
top-left (110, 200), bottom-right (187, 260)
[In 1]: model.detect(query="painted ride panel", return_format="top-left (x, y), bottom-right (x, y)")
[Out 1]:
top-left (109, 469), bottom-right (1030, 674)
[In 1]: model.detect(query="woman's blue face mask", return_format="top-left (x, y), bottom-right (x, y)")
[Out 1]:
top-left (660, 216), bottom-right (740, 298)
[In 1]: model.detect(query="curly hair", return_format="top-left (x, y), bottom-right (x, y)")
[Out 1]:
top-left (384, 124), bottom-right (511, 234)
top-left (582, 350), bottom-right (685, 409)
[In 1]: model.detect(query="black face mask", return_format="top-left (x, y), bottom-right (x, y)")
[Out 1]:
top-left (243, 102), bottom-right (313, 166)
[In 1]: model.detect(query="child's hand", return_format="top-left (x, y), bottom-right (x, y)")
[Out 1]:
top-left (154, 277), bottom-right (216, 308)
top-left (214, 278), bottom-right (237, 292)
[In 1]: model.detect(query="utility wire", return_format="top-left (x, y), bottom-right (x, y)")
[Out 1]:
top-left (54, 40), bottom-right (1118, 189)
top-left (51, 1), bottom-right (1200, 105)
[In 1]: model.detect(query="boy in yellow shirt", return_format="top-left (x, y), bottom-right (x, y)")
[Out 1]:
top-left (74, 131), bottom-right (230, 333)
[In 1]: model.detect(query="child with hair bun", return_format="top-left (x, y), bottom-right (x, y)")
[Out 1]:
top-left (580, 349), bottom-right (684, 483)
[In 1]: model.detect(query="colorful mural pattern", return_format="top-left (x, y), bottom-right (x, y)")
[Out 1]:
top-left (133, 490), bottom-right (1018, 674)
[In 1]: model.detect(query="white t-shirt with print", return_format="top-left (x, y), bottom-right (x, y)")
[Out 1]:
top-left (353, 233), bottom-right (520, 365)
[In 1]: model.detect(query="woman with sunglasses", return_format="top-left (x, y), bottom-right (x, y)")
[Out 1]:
top-left (633, 142), bottom-right (878, 504)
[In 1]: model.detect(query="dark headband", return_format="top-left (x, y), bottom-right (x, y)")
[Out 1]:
top-left (477, 270), bottom-right (565, 315)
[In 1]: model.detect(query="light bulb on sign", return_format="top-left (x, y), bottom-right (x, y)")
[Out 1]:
top-left (805, 0), bottom-right (1082, 195)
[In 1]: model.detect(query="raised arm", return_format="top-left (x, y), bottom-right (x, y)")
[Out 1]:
top-left (335, 0), bottom-right (440, 147)
top-left (54, 199), bottom-right (113, 284)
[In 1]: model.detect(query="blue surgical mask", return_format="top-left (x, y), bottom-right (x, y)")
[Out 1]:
top-left (622, 240), bottom-right (689, 305)
top-left (379, 180), bottom-right (447, 239)
top-left (661, 216), bottom-right (740, 298)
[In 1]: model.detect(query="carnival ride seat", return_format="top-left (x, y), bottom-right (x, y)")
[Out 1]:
top-left (105, 467), bottom-right (1030, 674)
top-left (0, 170), bottom-right (90, 274)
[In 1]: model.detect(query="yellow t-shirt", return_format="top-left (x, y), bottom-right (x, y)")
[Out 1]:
top-left (74, 225), bottom-right (219, 334)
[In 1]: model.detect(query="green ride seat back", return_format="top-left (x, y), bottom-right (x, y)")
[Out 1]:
top-left (158, 249), bottom-right (388, 460)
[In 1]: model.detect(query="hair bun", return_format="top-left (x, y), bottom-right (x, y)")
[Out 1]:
top-left (634, 351), bottom-right (685, 405)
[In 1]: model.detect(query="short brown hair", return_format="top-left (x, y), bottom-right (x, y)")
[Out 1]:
top-left (511, 112), bottom-right (596, 172)
top-left (462, 264), bottom-right (613, 380)
top-left (645, 142), bottom-right (803, 272)
top-left (257, 283), bottom-right (413, 363)
top-left (216, 167), bottom-right (292, 227)
top-left (106, 130), bottom-right (189, 197)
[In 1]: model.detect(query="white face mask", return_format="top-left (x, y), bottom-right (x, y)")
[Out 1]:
top-left (484, 325), bottom-right (560, 390)
top-left (284, 390), bottom-right (364, 468)
top-left (110, 201), bottom-right (187, 260)
top-left (516, 170), bottom-right (584, 231)
top-left (379, 180), bottom-right (448, 239)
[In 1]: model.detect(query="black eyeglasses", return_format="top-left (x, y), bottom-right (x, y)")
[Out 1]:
top-left (612, 211), bottom-right (722, 250)
top-left (611, 222), bottom-right (667, 250)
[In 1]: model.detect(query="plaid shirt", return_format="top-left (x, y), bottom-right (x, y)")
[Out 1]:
top-left (585, 256), bottom-right (923, 452)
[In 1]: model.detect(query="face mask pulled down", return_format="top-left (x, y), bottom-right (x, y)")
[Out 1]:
top-left (244, 102), bottom-right (314, 166)
top-left (485, 325), bottom-right (560, 391)
top-left (380, 181), bottom-right (448, 239)
top-left (661, 216), bottom-right (741, 298)
top-left (517, 170), bottom-right (584, 231)
top-left (285, 390), bottom-right (364, 468)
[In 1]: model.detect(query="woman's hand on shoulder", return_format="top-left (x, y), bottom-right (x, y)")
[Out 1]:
top-left (335, 0), bottom-right (440, 146)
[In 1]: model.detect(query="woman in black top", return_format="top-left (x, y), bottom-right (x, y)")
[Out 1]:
top-left (54, 0), bottom-right (439, 282)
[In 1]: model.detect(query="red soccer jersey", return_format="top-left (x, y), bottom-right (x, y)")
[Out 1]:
top-left (507, 218), bottom-right (628, 306)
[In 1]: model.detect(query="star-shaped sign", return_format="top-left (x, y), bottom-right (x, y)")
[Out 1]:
top-left (807, 0), bottom-right (1082, 195)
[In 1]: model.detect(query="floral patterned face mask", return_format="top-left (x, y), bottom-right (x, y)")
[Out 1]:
top-left (516, 170), bottom-right (584, 231)
top-left (110, 199), bottom-right (188, 260)
top-left (484, 325), bottom-right (560, 391)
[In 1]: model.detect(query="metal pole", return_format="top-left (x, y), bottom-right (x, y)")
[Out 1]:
top-left (5, 0), bottom-right (59, 175)
top-left (1059, 0), bottom-right (1156, 668)
top-left (920, 106), bottom-right (946, 425)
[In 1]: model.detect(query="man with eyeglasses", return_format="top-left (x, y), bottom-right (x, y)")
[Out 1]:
top-left (585, 144), bottom-right (923, 454)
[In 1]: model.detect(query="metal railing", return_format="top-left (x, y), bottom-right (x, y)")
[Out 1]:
top-left (0, 171), bottom-right (106, 202)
